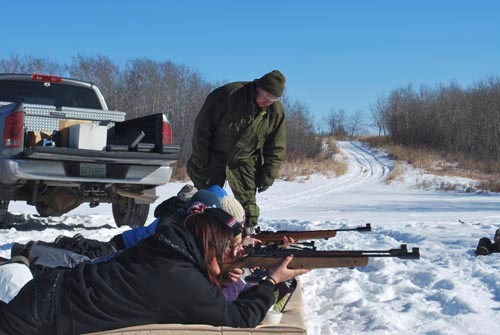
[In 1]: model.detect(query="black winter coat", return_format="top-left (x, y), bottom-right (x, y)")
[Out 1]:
top-left (57, 223), bottom-right (275, 334)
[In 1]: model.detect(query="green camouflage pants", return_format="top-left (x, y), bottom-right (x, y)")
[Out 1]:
top-left (187, 157), bottom-right (260, 227)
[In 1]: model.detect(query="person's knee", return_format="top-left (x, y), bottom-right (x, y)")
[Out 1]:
top-left (0, 262), bottom-right (33, 303)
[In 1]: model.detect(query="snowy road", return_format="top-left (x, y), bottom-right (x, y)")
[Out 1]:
top-left (259, 141), bottom-right (392, 212)
top-left (1, 141), bottom-right (500, 334)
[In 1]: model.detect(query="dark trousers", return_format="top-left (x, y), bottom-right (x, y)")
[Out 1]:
top-left (0, 269), bottom-right (63, 335)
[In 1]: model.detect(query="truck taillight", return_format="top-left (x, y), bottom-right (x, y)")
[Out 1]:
top-left (31, 74), bottom-right (62, 83)
top-left (162, 121), bottom-right (173, 145)
top-left (3, 112), bottom-right (24, 148)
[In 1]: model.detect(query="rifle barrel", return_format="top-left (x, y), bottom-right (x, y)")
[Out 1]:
top-left (254, 224), bottom-right (372, 243)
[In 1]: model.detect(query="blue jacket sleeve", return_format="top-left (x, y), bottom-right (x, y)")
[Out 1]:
top-left (121, 219), bottom-right (159, 249)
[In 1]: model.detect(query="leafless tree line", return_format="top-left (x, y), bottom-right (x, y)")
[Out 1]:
top-left (323, 109), bottom-right (368, 137)
top-left (372, 77), bottom-right (500, 161)
top-left (282, 98), bottom-right (323, 159)
top-left (0, 54), bottom-right (323, 168)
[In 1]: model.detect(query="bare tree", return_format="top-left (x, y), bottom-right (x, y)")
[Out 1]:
top-left (0, 54), bottom-right (63, 75)
top-left (66, 54), bottom-right (123, 110)
top-left (325, 109), bottom-right (347, 137)
top-left (346, 110), bottom-right (366, 137)
top-left (283, 99), bottom-right (322, 160)
top-left (370, 97), bottom-right (387, 136)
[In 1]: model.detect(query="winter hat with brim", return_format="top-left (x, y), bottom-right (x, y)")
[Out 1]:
top-left (185, 205), bottom-right (243, 237)
top-left (257, 70), bottom-right (286, 97)
top-left (207, 185), bottom-right (228, 199)
top-left (206, 208), bottom-right (244, 237)
top-left (220, 196), bottom-right (245, 225)
top-left (177, 184), bottom-right (198, 202)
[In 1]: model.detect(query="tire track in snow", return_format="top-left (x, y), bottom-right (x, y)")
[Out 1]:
top-left (260, 141), bottom-right (393, 211)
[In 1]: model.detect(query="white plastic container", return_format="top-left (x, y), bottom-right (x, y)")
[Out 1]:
top-left (260, 309), bottom-right (283, 326)
top-left (69, 123), bottom-right (107, 150)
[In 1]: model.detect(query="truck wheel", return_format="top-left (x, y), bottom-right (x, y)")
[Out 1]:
top-left (112, 198), bottom-right (149, 228)
top-left (35, 202), bottom-right (62, 217)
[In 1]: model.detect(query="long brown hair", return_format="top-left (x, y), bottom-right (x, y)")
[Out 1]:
top-left (181, 209), bottom-right (234, 288)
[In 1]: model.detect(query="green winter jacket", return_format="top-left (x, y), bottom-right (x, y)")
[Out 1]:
top-left (189, 80), bottom-right (286, 188)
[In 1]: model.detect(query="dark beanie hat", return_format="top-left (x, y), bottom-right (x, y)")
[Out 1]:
top-left (188, 190), bottom-right (221, 209)
top-left (257, 70), bottom-right (286, 97)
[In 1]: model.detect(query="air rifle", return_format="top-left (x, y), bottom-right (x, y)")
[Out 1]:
top-left (252, 223), bottom-right (371, 244)
top-left (222, 243), bottom-right (419, 273)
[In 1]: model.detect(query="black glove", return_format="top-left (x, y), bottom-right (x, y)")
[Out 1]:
top-left (244, 217), bottom-right (258, 236)
top-left (257, 184), bottom-right (269, 193)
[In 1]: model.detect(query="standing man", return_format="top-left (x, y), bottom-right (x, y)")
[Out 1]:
top-left (187, 70), bottom-right (286, 234)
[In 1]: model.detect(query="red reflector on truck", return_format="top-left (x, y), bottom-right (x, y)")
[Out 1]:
top-left (31, 74), bottom-right (62, 83)
top-left (162, 121), bottom-right (172, 145)
top-left (3, 111), bottom-right (24, 148)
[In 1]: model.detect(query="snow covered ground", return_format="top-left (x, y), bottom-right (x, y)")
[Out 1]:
top-left (1, 141), bottom-right (499, 334)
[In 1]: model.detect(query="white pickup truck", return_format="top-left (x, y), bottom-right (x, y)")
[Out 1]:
top-left (0, 73), bottom-right (179, 227)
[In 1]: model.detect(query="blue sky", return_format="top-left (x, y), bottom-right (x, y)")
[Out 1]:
top-left (1, 1), bottom-right (499, 125)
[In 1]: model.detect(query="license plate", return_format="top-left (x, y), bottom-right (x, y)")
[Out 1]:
top-left (80, 163), bottom-right (106, 177)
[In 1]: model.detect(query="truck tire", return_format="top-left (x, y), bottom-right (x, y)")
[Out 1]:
top-left (112, 198), bottom-right (149, 228)
top-left (35, 202), bottom-right (63, 217)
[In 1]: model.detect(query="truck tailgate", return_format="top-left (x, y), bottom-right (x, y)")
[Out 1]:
top-left (22, 146), bottom-right (179, 165)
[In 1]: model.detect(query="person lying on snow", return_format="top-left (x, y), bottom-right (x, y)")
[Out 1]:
top-left (9, 185), bottom-right (241, 272)
top-left (1, 195), bottom-right (295, 309)
top-left (2, 188), bottom-right (252, 299)
top-left (0, 207), bottom-right (308, 334)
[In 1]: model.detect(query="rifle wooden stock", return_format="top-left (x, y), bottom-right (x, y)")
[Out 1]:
top-left (253, 224), bottom-right (371, 244)
top-left (222, 244), bottom-right (419, 273)
top-left (225, 254), bottom-right (369, 271)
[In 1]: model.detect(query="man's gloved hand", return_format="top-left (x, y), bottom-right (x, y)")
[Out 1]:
top-left (257, 183), bottom-right (269, 193)
top-left (245, 217), bottom-right (258, 236)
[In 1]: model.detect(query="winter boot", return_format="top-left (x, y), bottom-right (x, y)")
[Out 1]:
top-left (492, 228), bottom-right (500, 252)
top-left (476, 237), bottom-right (493, 256)
top-left (0, 255), bottom-right (30, 267)
top-left (11, 242), bottom-right (28, 258)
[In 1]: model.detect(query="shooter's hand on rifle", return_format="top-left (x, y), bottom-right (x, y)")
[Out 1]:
top-left (222, 267), bottom-right (244, 285)
top-left (267, 254), bottom-right (310, 284)
top-left (281, 236), bottom-right (296, 248)
top-left (243, 235), bottom-right (262, 247)
top-left (243, 235), bottom-right (295, 248)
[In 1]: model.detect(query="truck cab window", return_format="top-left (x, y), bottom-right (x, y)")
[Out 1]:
top-left (0, 80), bottom-right (102, 109)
